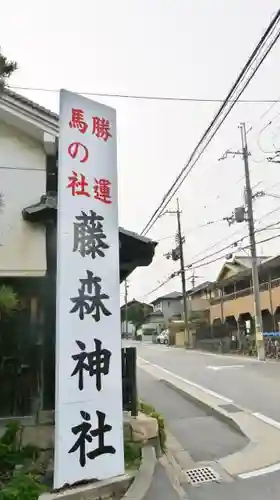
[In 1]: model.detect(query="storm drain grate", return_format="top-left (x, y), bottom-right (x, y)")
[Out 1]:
top-left (185, 467), bottom-right (220, 485)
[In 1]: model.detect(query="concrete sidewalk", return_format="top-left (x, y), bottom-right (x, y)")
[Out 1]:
top-left (144, 461), bottom-right (186, 500)
top-left (138, 368), bottom-right (247, 467)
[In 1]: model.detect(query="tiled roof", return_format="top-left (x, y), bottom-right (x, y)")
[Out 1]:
top-left (187, 281), bottom-right (212, 296)
top-left (232, 255), bottom-right (270, 269)
top-left (4, 87), bottom-right (59, 120)
top-left (151, 291), bottom-right (182, 304)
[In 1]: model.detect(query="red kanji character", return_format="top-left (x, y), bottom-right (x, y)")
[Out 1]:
top-left (68, 142), bottom-right (89, 163)
top-left (92, 117), bottom-right (112, 142)
top-left (94, 178), bottom-right (112, 204)
top-left (67, 171), bottom-right (90, 197)
top-left (69, 109), bottom-right (88, 134)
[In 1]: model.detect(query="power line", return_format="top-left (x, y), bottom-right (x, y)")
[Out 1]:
top-left (256, 112), bottom-right (280, 154)
top-left (157, 216), bottom-right (228, 244)
top-left (140, 10), bottom-right (280, 236)
top-left (140, 219), bottom-right (280, 299)
top-left (8, 84), bottom-right (280, 104)
top-left (187, 232), bottom-right (280, 271)
top-left (140, 229), bottom-right (280, 300)
top-left (187, 203), bottom-right (280, 264)
top-left (141, 28), bottom-right (280, 236)
top-left (186, 219), bottom-right (280, 269)
top-left (194, 96), bottom-right (280, 212)
top-left (140, 274), bottom-right (176, 299)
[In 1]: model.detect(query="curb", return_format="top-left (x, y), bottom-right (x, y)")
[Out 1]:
top-left (139, 359), bottom-right (280, 477)
top-left (161, 379), bottom-right (246, 437)
top-left (39, 447), bottom-right (156, 500)
top-left (39, 474), bottom-right (132, 500)
top-left (122, 445), bottom-right (157, 500)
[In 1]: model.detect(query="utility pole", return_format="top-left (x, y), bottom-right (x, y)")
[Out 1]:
top-left (176, 199), bottom-right (190, 347)
top-left (240, 123), bottom-right (265, 361)
top-left (164, 199), bottom-right (191, 347)
top-left (218, 124), bottom-right (265, 360)
top-left (124, 279), bottom-right (129, 338)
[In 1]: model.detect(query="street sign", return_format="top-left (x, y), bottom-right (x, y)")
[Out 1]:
top-left (54, 90), bottom-right (124, 488)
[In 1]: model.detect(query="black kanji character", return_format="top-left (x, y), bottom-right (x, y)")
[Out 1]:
top-left (71, 338), bottom-right (111, 391)
top-left (68, 410), bottom-right (116, 467)
top-left (70, 270), bottom-right (111, 321)
top-left (73, 210), bottom-right (109, 259)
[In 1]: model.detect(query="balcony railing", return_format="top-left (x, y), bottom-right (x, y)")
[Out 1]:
top-left (210, 277), bottom-right (280, 305)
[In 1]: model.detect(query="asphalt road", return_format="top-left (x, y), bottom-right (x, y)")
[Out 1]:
top-left (132, 340), bottom-right (280, 423)
top-left (183, 471), bottom-right (280, 500)
top-left (129, 340), bottom-right (280, 500)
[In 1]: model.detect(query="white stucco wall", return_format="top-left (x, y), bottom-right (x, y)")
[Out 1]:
top-left (0, 122), bottom-right (46, 276)
top-left (152, 300), bottom-right (182, 322)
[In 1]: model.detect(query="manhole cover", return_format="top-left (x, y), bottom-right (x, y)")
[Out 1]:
top-left (185, 467), bottom-right (220, 485)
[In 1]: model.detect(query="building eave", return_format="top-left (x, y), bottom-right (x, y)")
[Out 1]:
top-left (22, 194), bottom-right (158, 284)
top-left (210, 254), bottom-right (280, 290)
top-left (0, 88), bottom-right (59, 138)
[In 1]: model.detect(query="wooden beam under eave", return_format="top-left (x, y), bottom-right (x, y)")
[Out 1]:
top-left (44, 133), bottom-right (57, 156)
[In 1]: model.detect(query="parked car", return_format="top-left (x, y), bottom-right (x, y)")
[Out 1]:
top-left (156, 329), bottom-right (169, 345)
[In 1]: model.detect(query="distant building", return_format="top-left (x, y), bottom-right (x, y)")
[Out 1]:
top-left (185, 281), bottom-right (211, 315)
top-left (150, 291), bottom-right (183, 323)
top-left (207, 254), bottom-right (280, 335)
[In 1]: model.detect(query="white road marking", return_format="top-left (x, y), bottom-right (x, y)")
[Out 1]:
top-left (207, 365), bottom-right (245, 371)
top-left (252, 412), bottom-right (280, 430)
top-left (238, 462), bottom-right (280, 479)
top-left (139, 356), bottom-right (280, 479)
top-left (135, 342), bottom-right (263, 363)
top-left (138, 356), bottom-right (233, 404)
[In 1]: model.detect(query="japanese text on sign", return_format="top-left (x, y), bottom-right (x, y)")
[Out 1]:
top-left (55, 90), bottom-right (123, 489)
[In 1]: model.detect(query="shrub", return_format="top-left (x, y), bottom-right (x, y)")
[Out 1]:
top-left (0, 285), bottom-right (19, 317)
top-left (0, 422), bottom-right (46, 499)
top-left (0, 472), bottom-right (47, 500)
top-left (138, 401), bottom-right (166, 451)
top-left (124, 441), bottom-right (141, 470)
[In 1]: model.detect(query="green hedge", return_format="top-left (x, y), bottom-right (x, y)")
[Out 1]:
top-left (124, 441), bottom-right (142, 470)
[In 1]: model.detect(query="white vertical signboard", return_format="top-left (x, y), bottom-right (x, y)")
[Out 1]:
top-left (54, 90), bottom-right (124, 489)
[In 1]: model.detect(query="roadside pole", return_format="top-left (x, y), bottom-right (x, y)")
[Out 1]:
top-left (164, 200), bottom-right (191, 348)
top-left (176, 199), bottom-right (191, 348)
top-left (124, 278), bottom-right (129, 338)
top-left (240, 123), bottom-right (265, 361)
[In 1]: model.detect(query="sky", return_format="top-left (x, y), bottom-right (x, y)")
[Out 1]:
top-left (2, 0), bottom-right (280, 305)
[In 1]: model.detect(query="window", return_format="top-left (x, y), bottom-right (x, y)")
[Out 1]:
top-left (154, 302), bottom-right (162, 312)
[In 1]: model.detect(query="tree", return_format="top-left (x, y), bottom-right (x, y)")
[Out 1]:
top-left (123, 302), bottom-right (153, 328)
top-left (0, 48), bottom-right (17, 90)
top-left (0, 285), bottom-right (19, 318)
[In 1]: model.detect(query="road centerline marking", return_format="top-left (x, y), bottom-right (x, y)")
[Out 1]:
top-left (207, 365), bottom-right (245, 371)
